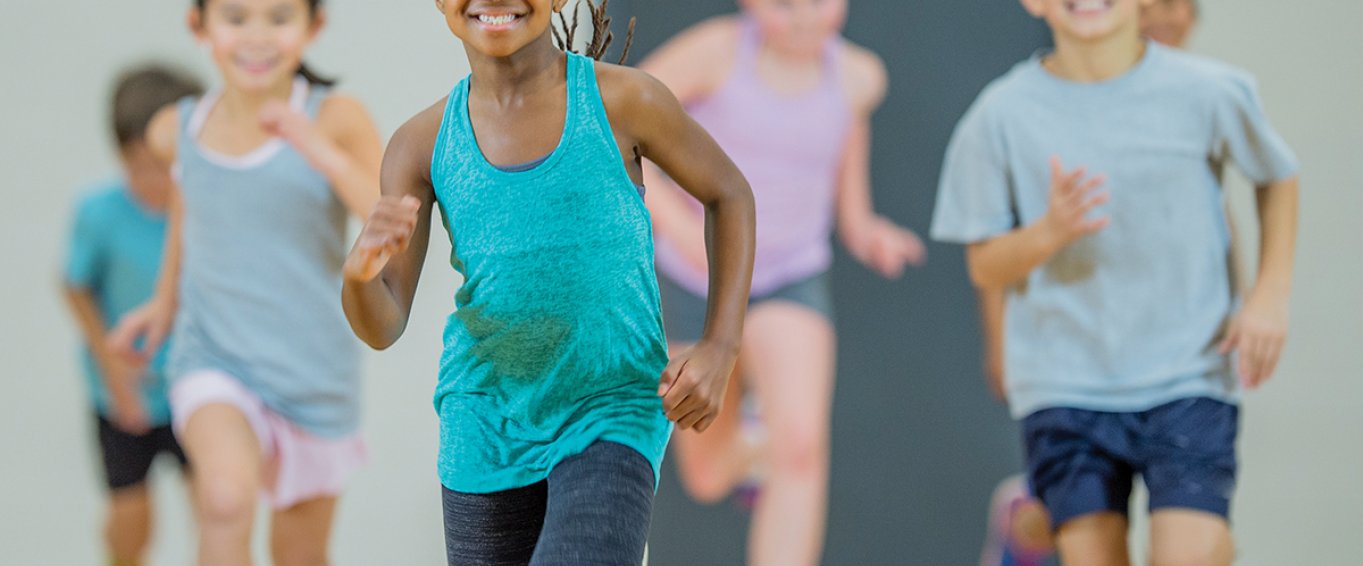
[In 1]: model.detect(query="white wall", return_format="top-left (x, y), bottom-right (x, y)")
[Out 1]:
top-left (1196, 1), bottom-right (1363, 564)
top-left (0, 2), bottom-right (465, 563)
top-left (0, 0), bottom-right (1357, 564)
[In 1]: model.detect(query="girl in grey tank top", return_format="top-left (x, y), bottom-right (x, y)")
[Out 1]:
top-left (107, 0), bottom-right (383, 560)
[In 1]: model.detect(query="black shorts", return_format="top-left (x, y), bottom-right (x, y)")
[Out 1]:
top-left (97, 414), bottom-right (189, 491)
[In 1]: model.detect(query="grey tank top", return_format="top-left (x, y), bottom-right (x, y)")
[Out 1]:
top-left (167, 77), bottom-right (361, 437)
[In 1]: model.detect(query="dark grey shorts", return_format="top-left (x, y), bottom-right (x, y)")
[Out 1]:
top-left (657, 271), bottom-right (834, 344)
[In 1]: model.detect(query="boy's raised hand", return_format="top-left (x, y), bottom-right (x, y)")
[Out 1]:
top-left (345, 195), bottom-right (422, 282)
top-left (1040, 156), bottom-right (1110, 245)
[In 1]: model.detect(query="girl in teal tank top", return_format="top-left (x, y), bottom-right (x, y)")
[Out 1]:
top-left (341, 1), bottom-right (756, 562)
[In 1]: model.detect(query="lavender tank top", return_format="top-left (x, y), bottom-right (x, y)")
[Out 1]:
top-left (654, 19), bottom-right (852, 296)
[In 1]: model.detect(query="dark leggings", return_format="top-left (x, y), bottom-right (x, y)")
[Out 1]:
top-left (442, 441), bottom-right (655, 566)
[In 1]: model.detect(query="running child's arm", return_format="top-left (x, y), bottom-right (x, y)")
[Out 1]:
top-left (601, 66), bottom-right (756, 432)
top-left (976, 287), bottom-right (1007, 402)
top-left (63, 286), bottom-right (150, 433)
top-left (834, 47), bottom-right (926, 279)
top-left (340, 102), bottom-right (443, 350)
top-left (637, 17), bottom-right (741, 273)
top-left (1208, 72), bottom-right (1301, 389)
top-left (260, 94), bottom-right (383, 217)
top-left (1219, 176), bottom-right (1299, 388)
top-left (109, 108), bottom-right (184, 364)
top-left (965, 157), bottom-right (1109, 290)
top-left (62, 199), bottom-right (150, 432)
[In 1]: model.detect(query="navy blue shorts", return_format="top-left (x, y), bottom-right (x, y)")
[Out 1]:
top-left (1022, 397), bottom-right (1238, 529)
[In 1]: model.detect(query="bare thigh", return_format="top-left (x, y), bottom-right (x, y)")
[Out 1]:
top-left (1148, 509), bottom-right (1233, 566)
top-left (271, 496), bottom-right (339, 566)
top-left (1054, 512), bottom-right (1131, 566)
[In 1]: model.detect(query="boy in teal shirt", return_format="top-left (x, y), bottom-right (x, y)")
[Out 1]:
top-left (62, 64), bottom-right (202, 566)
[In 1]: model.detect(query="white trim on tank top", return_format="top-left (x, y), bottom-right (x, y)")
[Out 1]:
top-left (186, 76), bottom-right (310, 170)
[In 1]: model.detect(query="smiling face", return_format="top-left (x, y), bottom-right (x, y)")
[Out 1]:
top-left (740, 0), bottom-right (847, 58)
top-left (436, 0), bottom-right (568, 59)
top-left (191, 0), bottom-right (322, 93)
top-left (1140, 0), bottom-right (1198, 48)
top-left (1021, 0), bottom-right (1148, 43)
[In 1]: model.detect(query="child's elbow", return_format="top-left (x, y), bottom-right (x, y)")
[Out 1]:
top-left (357, 330), bottom-right (397, 351)
top-left (965, 246), bottom-right (1004, 290)
top-left (966, 262), bottom-right (995, 290)
top-left (343, 313), bottom-right (402, 351)
top-left (724, 177), bottom-right (756, 217)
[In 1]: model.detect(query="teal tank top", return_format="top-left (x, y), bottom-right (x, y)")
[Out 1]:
top-left (430, 52), bottom-right (672, 493)
top-left (169, 78), bottom-right (362, 437)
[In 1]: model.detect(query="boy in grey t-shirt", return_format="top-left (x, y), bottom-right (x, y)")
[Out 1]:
top-left (932, 0), bottom-right (1299, 563)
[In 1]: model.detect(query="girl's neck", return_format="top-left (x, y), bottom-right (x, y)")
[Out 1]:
top-left (1046, 28), bottom-right (1146, 83)
top-left (466, 36), bottom-right (566, 106)
top-left (217, 76), bottom-right (297, 117)
top-left (757, 39), bottom-right (825, 67)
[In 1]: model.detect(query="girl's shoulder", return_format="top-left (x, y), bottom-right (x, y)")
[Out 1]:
top-left (837, 40), bottom-right (888, 114)
top-left (592, 61), bottom-right (691, 144)
top-left (389, 96), bottom-right (451, 180)
top-left (396, 96), bottom-right (448, 144)
top-left (637, 15), bottom-right (744, 103)
top-left (315, 92), bottom-right (380, 141)
top-left (146, 104), bottom-right (181, 166)
top-left (595, 61), bottom-right (679, 116)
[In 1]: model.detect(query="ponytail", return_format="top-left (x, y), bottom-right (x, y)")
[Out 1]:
top-left (297, 61), bottom-right (337, 87)
top-left (552, 0), bottom-right (637, 65)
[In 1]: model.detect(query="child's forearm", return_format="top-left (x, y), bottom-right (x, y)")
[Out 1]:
top-left (977, 287), bottom-right (1005, 354)
top-left (834, 118), bottom-right (876, 251)
top-left (61, 287), bottom-right (137, 397)
top-left (310, 142), bottom-right (381, 218)
top-left (152, 191), bottom-right (184, 311)
top-left (966, 220), bottom-right (1065, 290)
top-left (699, 183), bottom-right (757, 349)
top-left (342, 277), bottom-right (409, 350)
top-left (62, 286), bottom-right (113, 362)
top-left (1250, 177), bottom-right (1299, 302)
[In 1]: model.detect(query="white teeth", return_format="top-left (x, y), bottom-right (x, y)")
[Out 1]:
top-left (1067, 0), bottom-right (1110, 10)
top-left (478, 14), bottom-right (517, 25)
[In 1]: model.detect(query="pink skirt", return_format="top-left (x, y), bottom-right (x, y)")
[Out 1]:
top-left (170, 369), bottom-right (366, 510)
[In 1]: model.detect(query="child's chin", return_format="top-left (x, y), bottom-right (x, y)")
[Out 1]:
top-left (1062, 21), bottom-right (1120, 40)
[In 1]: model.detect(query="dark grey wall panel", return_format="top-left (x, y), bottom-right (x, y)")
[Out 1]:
top-left (605, 2), bottom-right (1049, 563)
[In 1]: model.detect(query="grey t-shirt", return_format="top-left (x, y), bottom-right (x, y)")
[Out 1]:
top-left (931, 43), bottom-right (1298, 419)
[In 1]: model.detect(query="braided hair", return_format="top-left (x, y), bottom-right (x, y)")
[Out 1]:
top-left (551, 0), bottom-right (637, 64)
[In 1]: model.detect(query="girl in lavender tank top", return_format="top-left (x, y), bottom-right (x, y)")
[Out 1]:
top-left (641, 1), bottom-right (926, 564)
